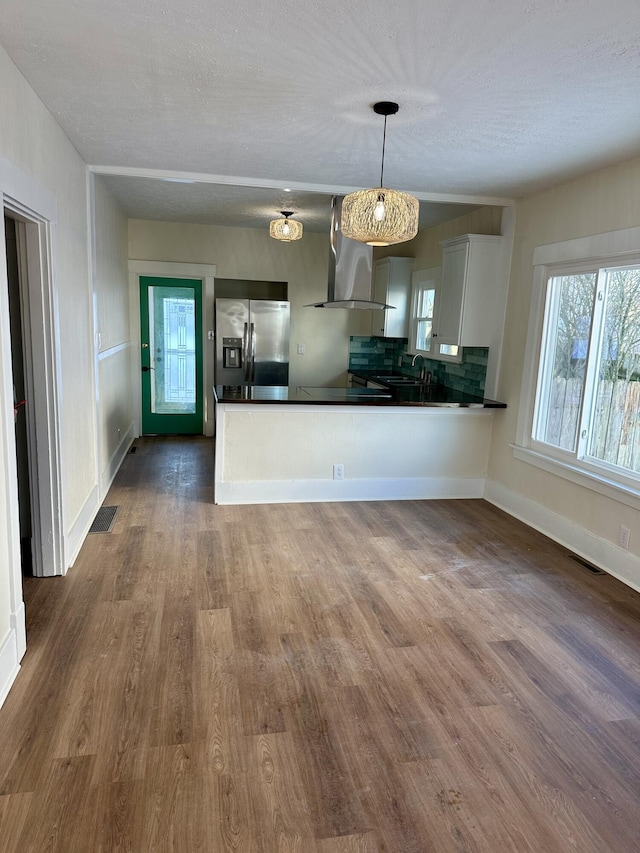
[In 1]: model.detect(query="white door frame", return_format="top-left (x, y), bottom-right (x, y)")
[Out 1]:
top-left (128, 260), bottom-right (216, 437)
top-left (1, 160), bottom-right (64, 589)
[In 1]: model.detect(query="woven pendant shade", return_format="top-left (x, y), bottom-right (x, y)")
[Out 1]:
top-left (269, 212), bottom-right (303, 241)
top-left (341, 101), bottom-right (419, 246)
top-left (341, 187), bottom-right (419, 246)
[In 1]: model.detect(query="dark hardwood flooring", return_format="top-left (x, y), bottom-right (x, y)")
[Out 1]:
top-left (1, 436), bottom-right (640, 851)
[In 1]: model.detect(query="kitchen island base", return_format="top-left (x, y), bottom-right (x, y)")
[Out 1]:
top-left (214, 402), bottom-right (496, 505)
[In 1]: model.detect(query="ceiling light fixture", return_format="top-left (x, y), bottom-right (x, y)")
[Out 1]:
top-left (341, 102), bottom-right (419, 247)
top-left (269, 211), bottom-right (303, 241)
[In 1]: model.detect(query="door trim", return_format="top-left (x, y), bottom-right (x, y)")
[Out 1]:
top-left (1, 159), bottom-right (63, 587)
top-left (2, 204), bottom-right (64, 580)
top-left (129, 260), bottom-right (216, 436)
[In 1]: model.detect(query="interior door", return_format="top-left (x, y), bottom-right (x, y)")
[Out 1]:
top-left (140, 276), bottom-right (203, 435)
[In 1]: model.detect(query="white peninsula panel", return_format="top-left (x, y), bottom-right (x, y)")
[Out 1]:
top-left (215, 403), bottom-right (496, 505)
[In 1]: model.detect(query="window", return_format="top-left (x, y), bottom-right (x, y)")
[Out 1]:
top-left (409, 266), bottom-right (459, 360)
top-left (439, 343), bottom-right (460, 359)
top-left (412, 281), bottom-right (436, 354)
top-left (517, 232), bottom-right (640, 504)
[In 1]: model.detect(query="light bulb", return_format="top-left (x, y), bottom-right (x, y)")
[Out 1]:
top-left (374, 195), bottom-right (386, 222)
top-left (282, 220), bottom-right (290, 236)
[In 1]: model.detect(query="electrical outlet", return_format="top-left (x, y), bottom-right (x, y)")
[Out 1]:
top-left (297, 343), bottom-right (305, 355)
top-left (333, 464), bottom-right (344, 481)
top-left (618, 525), bottom-right (631, 550)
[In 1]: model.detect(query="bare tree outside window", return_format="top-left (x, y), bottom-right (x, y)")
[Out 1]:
top-left (589, 268), bottom-right (640, 472)
top-left (538, 273), bottom-right (596, 451)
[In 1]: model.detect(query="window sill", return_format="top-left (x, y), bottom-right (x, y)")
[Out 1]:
top-left (511, 444), bottom-right (640, 512)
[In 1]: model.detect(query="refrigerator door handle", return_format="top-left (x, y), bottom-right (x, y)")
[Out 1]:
top-left (242, 322), bottom-right (250, 383)
top-left (250, 323), bottom-right (256, 384)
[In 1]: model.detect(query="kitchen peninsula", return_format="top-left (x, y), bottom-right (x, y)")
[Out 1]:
top-left (213, 382), bottom-right (506, 505)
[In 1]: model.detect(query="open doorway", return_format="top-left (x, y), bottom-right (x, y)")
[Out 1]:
top-left (4, 215), bottom-right (32, 574)
top-left (1, 202), bottom-right (63, 579)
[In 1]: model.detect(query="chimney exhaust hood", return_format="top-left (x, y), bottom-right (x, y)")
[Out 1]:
top-left (305, 197), bottom-right (396, 310)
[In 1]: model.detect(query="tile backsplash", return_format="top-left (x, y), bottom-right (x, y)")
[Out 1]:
top-left (349, 336), bottom-right (489, 397)
top-left (348, 336), bottom-right (407, 372)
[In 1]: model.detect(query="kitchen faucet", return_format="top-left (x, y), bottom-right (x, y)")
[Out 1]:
top-left (410, 353), bottom-right (431, 384)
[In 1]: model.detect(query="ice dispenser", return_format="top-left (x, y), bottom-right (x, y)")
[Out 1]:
top-left (222, 337), bottom-right (243, 369)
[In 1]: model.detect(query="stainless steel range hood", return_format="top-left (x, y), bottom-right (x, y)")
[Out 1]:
top-left (305, 196), bottom-right (395, 310)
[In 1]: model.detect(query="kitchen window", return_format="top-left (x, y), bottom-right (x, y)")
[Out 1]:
top-left (515, 227), bottom-right (640, 507)
top-left (411, 281), bottom-right (436, 354)
top-left (408, 267), bottom-right (460, 361)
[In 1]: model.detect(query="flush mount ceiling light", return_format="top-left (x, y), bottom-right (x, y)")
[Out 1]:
top-left (269, 211), bottom-right (303, 241)
top-left (341, 102), bottom-right (419, 247)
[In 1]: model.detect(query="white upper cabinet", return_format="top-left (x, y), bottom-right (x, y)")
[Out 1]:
top-left (371, 257), bottom-right (414, 338)
top-left (438, 234), bottom-right (505, 348)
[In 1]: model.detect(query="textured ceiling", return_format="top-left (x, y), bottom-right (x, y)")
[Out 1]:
top-left (1, 0), bottom-right (640, 227)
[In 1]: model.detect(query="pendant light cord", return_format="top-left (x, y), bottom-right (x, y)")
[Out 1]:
top-left (379, 115), bottom-right (388, 188)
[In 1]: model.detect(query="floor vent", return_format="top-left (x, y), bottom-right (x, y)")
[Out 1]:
top-left (569, 554), bottom-right (605, 575)
top-left (89, 505), bottom-right (119, 534)
top-left (129, 446), bottom-right (137, 454)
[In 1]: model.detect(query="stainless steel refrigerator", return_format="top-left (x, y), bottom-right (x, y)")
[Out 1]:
top-left (215, 298), bottom-right (290, 386)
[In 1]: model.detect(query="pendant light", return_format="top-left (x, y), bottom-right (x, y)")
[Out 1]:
top-left (341, 102), bottom-right (419, 247)
top-left (269, 211), bottom-right (303, 241)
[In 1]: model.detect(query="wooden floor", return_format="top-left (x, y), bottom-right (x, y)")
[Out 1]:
top-left (1, 437), bottom-right (640, 851)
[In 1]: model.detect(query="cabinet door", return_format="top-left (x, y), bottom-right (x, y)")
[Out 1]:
top-left (371, 258), bottom-right (413, 338)
top-left (438, 243), bottom-right (468, 345)
top-left (371, 262), bottom-right (389, 336)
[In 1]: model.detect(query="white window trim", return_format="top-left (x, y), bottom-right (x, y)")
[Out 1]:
top-left (408, 273), bottom-right (436, 358)
top-left (515, 225), bottom-right (640, 511)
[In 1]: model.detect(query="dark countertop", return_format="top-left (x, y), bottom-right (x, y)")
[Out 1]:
top-left (214, 377), bottom-right (506, 408)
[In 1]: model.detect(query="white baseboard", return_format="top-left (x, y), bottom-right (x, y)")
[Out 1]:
top-left (100, 423), bottom-right (134, 501)
top-left (65, 482), bottom-right (100, 571)
top-left (484, 479), bottom-right (640, 593)
top-left (11, 602), bottom-right (26, 661)
top-left (65, 426), bottom-right (134, 571)
top-left (0, 627), bottom-right (21, 710)
top-left (215, 476), bottom-right (486, 505)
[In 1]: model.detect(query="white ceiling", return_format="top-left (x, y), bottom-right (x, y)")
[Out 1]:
top-left (1, 0), bottom-right (639, 231)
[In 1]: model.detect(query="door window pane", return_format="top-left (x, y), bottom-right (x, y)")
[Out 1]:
top-left (149, 286), bottom-right (197, 414)
top-left (535, 273), bottom-right (597, 451)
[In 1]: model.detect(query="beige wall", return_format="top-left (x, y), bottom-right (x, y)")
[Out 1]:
top-left (93, 177), bottom-right (134, 481)
top-left (129, 219), bottom-right (352, 386)
top-left (376, 205), bottom-right (503, 268)
top-left (0, 44), bottom-right (122, 695)
top-left (0, 47), bottom-right (98, 535)
top-left (487, 156), bottom-right (640, 578)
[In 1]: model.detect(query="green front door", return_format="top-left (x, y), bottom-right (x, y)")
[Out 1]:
top-left (140, 277), bottom-right (203, 435)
